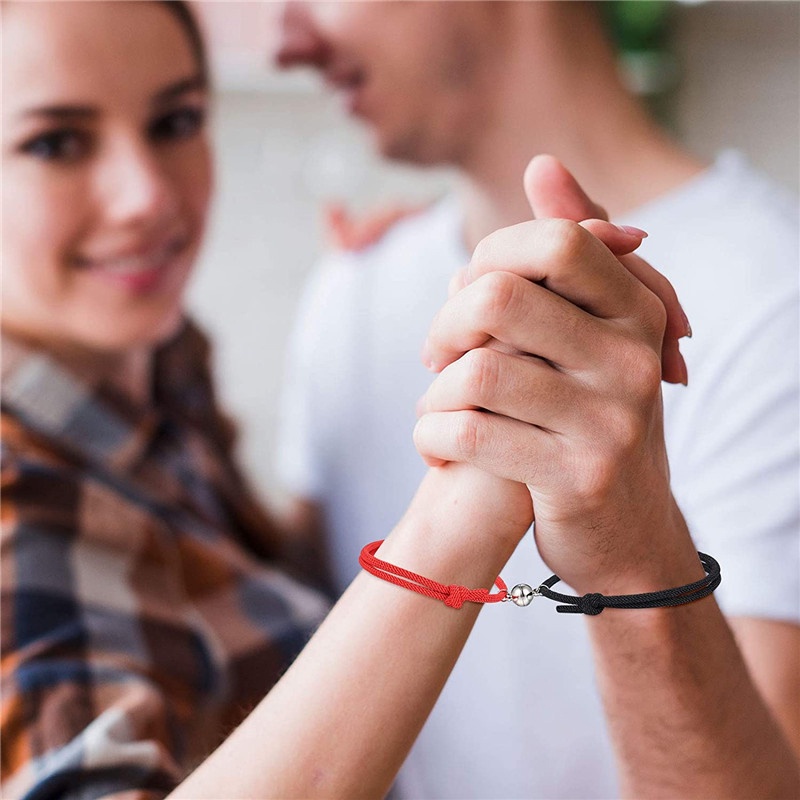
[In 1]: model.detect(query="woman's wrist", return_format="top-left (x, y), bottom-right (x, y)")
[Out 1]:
top-left (377, 464), bottom-right (531, 590)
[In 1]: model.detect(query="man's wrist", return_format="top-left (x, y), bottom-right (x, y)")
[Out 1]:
top-left (564, 500), bottom-right (704, 597)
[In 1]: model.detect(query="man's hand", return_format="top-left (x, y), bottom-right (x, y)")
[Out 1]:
top-left (414, 156), bottom-right (700, 594)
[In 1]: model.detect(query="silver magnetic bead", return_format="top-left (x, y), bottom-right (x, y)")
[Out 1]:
top-left (510, 583), bottom-right (535, 607)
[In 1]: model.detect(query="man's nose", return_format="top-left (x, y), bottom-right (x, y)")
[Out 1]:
top-left (274, 1), bottom-right (329, 69)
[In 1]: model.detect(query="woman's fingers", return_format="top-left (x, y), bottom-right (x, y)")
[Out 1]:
top-left (465, 219), bottom-right (649, 324)
top-left (413, 409), bottom-right (559, 486)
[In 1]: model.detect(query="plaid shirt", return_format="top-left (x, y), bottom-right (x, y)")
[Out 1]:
top-left (1, 322), bottom-right (330, 800)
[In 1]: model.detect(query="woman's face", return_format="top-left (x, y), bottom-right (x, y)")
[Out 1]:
top-left (2, 1), bottom-right (213, 351)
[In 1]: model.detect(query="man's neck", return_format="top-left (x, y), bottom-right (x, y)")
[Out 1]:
top-left (454, 7), bottom-right (705, 251)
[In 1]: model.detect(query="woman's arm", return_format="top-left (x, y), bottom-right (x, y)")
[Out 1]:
top-left (170, 463), bottom-right (532, 799)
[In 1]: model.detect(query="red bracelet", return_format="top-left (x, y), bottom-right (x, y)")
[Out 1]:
top-left (359, 540), bottom-right (508, 609)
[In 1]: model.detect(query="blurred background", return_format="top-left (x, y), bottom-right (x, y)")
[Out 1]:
top-left (186, 1), bottom-right (800, 506)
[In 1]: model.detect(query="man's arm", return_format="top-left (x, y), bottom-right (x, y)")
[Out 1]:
top-left (732, 617), bottom-right (800, 754)
top-left (587, 542), bottom-right (800, 797)
top-left (414, 157), bottom-right (800, 796)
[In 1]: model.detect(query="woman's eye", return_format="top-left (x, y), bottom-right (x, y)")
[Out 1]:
top-left (149, 107), bottom-right (206, 143)
top-left (20, 129), bottom-right (91, 163)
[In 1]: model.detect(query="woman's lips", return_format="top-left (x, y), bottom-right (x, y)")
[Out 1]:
top-left (76, 236), bottom-right (189, 293)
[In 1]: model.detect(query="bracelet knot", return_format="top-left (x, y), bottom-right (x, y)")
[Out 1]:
top-left (577, 593), bottom-right (605, 615)
top-left (444, 585), bottom-right (470, 609)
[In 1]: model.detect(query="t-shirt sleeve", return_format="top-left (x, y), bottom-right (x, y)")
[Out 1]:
top-left (274, 259), bottom-right (349, 500)
top-left (1, 458), bottom-right (183, 800)
top-left (673, 293), bottom-right (800, 623)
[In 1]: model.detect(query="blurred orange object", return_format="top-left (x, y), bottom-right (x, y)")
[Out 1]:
top-left (325, 203), bottom-right (428, 251)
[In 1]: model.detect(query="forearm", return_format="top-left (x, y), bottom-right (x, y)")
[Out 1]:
top-left (586, 521), bottom-right (800, 798)
top-left (170, 465), bottom-right (525, 799)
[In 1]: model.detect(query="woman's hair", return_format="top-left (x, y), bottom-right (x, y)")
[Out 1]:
top-left (160, 1), bottom-right (209, 82)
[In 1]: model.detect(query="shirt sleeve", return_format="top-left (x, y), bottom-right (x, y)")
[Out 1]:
top-left (672, 292), bottom-right (800, 623)
top-left (1, 456), bottom-right (183, 800)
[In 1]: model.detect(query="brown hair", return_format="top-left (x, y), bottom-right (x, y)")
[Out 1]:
top-left (159, 1), bottom-right (209, 82)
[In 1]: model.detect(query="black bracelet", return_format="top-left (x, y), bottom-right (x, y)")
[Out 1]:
top-left (508, 552), bottom-right (721, 615)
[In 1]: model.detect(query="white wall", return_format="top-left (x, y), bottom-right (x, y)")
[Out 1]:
top-left (187, 1), bottom-right (799, 505)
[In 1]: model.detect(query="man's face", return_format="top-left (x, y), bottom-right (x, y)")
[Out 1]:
top-left (275, 1), bottom-right (500, 166)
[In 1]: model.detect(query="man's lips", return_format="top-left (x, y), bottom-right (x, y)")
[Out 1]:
top-left (324, 66), bottom-right (367, 112)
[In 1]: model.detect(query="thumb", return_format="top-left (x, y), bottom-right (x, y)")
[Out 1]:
top-left (524, 154), bottom-right (608, 222)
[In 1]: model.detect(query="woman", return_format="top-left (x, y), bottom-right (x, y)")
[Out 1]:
top-left (1, 2), bottom-right (664, 798)
top-left (0, 3), bottom-right (540, 797)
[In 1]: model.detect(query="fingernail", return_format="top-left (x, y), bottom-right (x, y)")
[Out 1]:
top-left (616, 224), bottom-right (648, 238)
top-left (678, 351), bottom-right (689, 386)
top-left (681, 309), bottom-right (693, 339)
top-left (421, 339), bottom-right (434, 370)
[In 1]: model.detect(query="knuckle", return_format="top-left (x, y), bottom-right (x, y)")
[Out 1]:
top-left (603, 404), bottom-right (644, 454)
top-left (639, 288), bottom-right (668, 338)
top-left (474, 271), bottom-right (518, 325)
top-left (453, 410), bottom-right (485, 461)
top-left (614, 338), bottom-right (662, 404)
top-left (412, 415), bottom-right (429, 454)
top-left (628, 348), bottom-right (663, 405)
top-left (571, 447), bottom-right (616, 508)
top-left (540, 218), bottom-right (590, 267)
top-left (460, 348), bottom-right (500, 405)
top-left (471, 232), bottom-right (500, 273)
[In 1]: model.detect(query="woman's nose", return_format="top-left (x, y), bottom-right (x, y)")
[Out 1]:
top-left (98, 138), bottom-right (177, 228)
top-left (274, 1), bottom-right (329, 69)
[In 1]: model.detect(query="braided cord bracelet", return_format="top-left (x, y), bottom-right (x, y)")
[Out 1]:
top-left (359, 540), bottom-right (721, 615)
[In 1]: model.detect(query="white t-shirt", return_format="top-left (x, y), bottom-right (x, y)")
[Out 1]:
top-left (276, 152), bottom-right (800, 799)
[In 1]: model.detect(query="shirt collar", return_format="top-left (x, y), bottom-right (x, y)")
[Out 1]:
top-left (1, 320), bottom-right (210, 473)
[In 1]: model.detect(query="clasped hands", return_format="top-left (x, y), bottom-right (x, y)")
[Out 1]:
top-left (413, 156), bottom-right (701, 596)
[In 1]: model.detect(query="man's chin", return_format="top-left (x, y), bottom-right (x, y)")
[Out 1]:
top-left (374, 128), bottom-right (438, 167)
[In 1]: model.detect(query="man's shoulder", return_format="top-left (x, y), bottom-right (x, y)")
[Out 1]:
top-left (644, 153), bottom-right (797, 250)
top-left (638, 154), bottom-right (798, 295)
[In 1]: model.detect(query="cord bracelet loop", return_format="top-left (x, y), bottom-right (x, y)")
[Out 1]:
top-left (359, 541), bottom-right (721, 615)
top-left (536, 552), bottom-right (722, 614)
top-left (359, 540), bottom-right (508, 609)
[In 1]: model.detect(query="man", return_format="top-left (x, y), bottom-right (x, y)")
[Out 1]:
top-left (274, 2), bottom-right (800, 797)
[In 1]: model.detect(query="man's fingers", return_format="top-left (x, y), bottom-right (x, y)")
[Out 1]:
top-left (524, 154), bottom-right (609, 222)
top-left (423, 271), bottom-right (614, 373)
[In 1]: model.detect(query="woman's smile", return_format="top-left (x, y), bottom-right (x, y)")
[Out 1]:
top-left (74, 231), bottom-right (191, 294)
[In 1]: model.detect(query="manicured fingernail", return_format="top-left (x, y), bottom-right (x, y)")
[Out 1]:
top-left (681, 309), bottom-right (693, 339)
top-left (678, 351), bottom-right (689, 386)
top-left (616, 224), bottom-right (648, 238)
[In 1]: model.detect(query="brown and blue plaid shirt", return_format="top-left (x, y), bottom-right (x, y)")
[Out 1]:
top-left (1, 321), bottom-right (330, 800)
